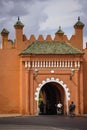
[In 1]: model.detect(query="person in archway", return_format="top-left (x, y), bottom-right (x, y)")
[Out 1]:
top-left (69, 101), bottom-right (76, 116)
top-left (57, 101), bottom-right (63, 115)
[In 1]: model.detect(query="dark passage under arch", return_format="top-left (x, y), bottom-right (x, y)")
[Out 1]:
top-left (39, 82), bottom-right (64, 115)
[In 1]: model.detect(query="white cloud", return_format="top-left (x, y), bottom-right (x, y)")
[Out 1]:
top-left (0, 0), bottom-right (87, 48)
top-left (39, 0), bottom-right (83, 31)
top-left (83, 36), bottom-right (87, 48)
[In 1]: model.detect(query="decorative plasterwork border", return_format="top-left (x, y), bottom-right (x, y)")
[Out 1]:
top-left (35, 77), bottom-right (70, 101)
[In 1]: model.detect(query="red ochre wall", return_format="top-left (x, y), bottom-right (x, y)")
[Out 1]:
top-left (0, 49), bottom-right (21, 113)
top-left (0, 17), bottom-right (87, 115)
top-left (83, 49), bottom-right (87, 114)
top-left (20, 53), bottom-right (84, 115)
top-left (0, 47), bottom-right (85, 115)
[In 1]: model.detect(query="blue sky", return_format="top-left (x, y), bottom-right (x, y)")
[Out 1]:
top-left (0, 0), bottom-right (87, 48)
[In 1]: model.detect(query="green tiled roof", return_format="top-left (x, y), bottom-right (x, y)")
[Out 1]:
top-left (55, 26), bottom-right (64, 34)
top-left (74, 16), bottom-right (84, 28)
top-left (21, 41), bottom-right (83, 55)
top-left (14, 16), bottom-right (24, 27)
top-left (1, 28), bottom-right (9, 35)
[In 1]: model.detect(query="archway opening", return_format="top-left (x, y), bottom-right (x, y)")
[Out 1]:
top-left (38, 82), bottom-right (65, 115)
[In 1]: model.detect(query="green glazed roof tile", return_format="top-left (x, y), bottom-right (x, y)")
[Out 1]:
top-left (55, 26), bottom-right (64, 34)
top-left (14, 16), bottom-right (24, 27)
top-left (1, 28), bottom-right (9, 35)
top-left (74, 16), bottom-right (84, 27)
top-left (21, 41), bottom-right (83, 55)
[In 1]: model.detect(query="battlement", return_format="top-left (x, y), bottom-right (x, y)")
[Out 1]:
top-left (0, 17), bottom-right (85, 50)
top-left (0, 33), bottom-right (69, 49)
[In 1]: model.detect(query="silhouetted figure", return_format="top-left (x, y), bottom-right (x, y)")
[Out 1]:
top-left (69, 101), bottom-right (76, 116)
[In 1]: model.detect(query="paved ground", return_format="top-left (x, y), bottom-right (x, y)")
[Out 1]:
top-left (0, 125), bottom-right (68, 130)
top-left (0, 115), bottom-right (87, 130)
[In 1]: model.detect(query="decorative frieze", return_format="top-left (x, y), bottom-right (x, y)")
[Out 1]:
top-left (24, 60), bottom-right (81, 69)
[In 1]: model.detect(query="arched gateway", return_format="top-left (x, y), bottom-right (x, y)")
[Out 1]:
top-left (20, 19), bottom-right (84, 115)
top-left (35, 77), bottom-right (70, 115)
top-left (0, 17), bottom-right (85, 115)
top-left (21, 40), bottom-right (83, 115)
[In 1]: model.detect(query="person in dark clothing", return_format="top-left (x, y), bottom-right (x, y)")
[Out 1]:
top-left (69, 101), bottom-right (76, 116)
